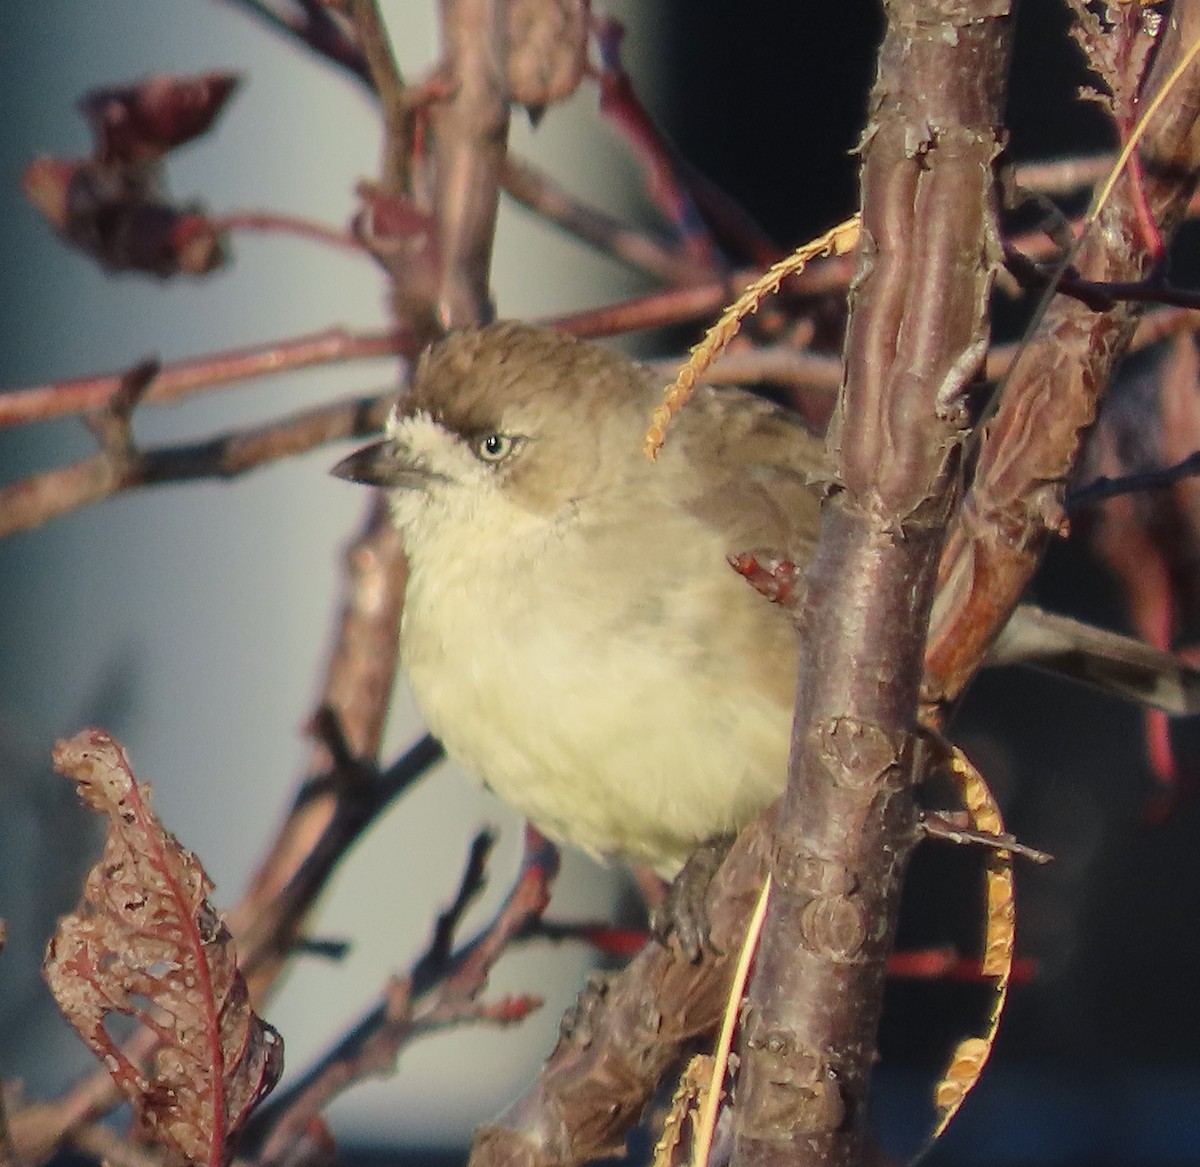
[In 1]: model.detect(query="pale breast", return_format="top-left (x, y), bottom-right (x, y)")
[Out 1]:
top-left (399, 497), bottom-right (798, 873)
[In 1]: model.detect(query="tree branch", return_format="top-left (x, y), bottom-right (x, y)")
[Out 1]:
top-left (253, 829), bottom-right (555, 1167)
top-left (0, 392), bottom-right (394, 538)
top-left (0, 327), bottom-right (400, 428)
top-left (347, 0), bottom-right (412, 191)
top-left (430, 0), bottom-right (510, 327)
top-left (926, 3), bottom-right (1200, 706)
top-left (732, 4), bottom-right (1010, 1163)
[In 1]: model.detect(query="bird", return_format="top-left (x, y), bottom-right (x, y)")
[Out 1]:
top-left (332, 321), bottom-right (1200, 877)
top-left (331, 321), bottom-right (824, 875)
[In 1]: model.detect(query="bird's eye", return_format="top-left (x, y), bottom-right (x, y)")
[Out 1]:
top-left (475, 433), bottom-right (517, 463)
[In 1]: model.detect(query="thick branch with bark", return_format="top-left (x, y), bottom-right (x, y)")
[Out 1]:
top-left (471, 817), bottom-right (774, 1167)
top-left (731, 4), bottom-right (1011, 1165)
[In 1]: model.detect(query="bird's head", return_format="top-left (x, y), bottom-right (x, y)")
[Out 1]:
top-left (332, 322), bottom-right (665, 550)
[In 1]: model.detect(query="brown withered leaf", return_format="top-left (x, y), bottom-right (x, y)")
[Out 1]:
top-left (44, 730), bottom-right (282, 1167)
top-left (81, 73), bottom-right (241, 164)
top-left (21, 156), bottom-right (226, 277)
top-left (1065, 0), bottom-right (1163, 123)
top-left (930, 745), bottom-right (1014, 1142)
top-left (504, 0), bottom-right (589, 113)
top-left (21, 70), bottom-right (237, 277)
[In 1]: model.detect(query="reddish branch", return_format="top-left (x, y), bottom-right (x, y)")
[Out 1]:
top-left (347, 0), bottom-right (413, 192)
top-left (500, 154), bottom-right (713, 285)
top-left (212, 210), bottom-right (365, 252)
top-left (729, 5), bottom-right (1009, 1164)
top-left (430, 0), bottom-right (511, 327)
top-left (0, 327), bottom-right (400, 428)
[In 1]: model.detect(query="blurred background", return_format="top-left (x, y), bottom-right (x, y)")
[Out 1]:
top-left (1, 3), bottom-right (1199, 1165)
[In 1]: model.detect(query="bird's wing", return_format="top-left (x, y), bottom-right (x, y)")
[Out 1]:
top-left (652, 377), bottom-right (1200, 719)
top-left (672, 383), bottom-right (827, 564)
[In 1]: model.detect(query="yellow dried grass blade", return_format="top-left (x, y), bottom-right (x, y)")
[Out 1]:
top-left (689, 874), bottom-right (773, 1167)
top-left (644, 216), bottom-right (861, 460)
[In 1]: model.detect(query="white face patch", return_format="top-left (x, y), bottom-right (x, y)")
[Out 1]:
top-left (383, 409), bottom-right (564, 570)
top-left (380, 411), bottom-right (483, 534)
top-left (386, 409), bottom-right (475, 478)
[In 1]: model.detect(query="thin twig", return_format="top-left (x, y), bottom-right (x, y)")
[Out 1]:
top-left (0, 392), bottom-right (394, 538)
top-left (1005, 244), bottom-right (1200, 310)
top-left (213, 210), bottom-right (366, 253)
top-left (590, 16), bottom-right (719, 268)
top-left (1069, 448), bottom-right (1200, 505)
top-left (0, 328), bottom-right (400, 428)
top-left (501, 154), bottom-right (712, 285)
top-left (1013, 154), bottom-right (1111, 196)
top-left (236, 731), bottom-right (447, 995)
top-left (645, 347), bottom-right (841, 391)
top-left (217, 0), bottom-right (373, 88)
top-left (412, 831), bottom-right (497, 983)
top-left (254, 830), bottom-right (557, 1167)
top-left (347, 0), bottom-right (411, 191)
top-left (919, 811), bottom-right (1052, 864)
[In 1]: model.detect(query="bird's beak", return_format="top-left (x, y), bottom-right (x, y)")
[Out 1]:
top-left (331, 439), bottom-right (434, 489)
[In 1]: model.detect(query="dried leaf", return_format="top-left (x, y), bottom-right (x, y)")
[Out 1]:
top-left (504, 0), bottom-right (589, 111)
top-left (653, 1056), bottom-right (713, 1167)
top-left (21, 157), bottom-right (226, 277)
top-left (929, 745), bottom-right (1014, 1141)
top-left (1065, 0), bottom-right (1163, 122)
top-left (21, 70), bottom-right (237, 278)
top-left (44, 729), bottom-right (282, 1167)
top-left (81, 73), bottom-right (241, 164)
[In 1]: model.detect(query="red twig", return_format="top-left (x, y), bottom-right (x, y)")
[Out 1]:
top-left (0, 328), bottom-right (400, 428)
top-left (213, 210), bottom-right (366, 252)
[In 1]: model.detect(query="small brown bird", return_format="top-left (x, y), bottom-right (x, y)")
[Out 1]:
top-left (333, 322), bottom-right (1200, 875)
